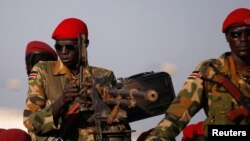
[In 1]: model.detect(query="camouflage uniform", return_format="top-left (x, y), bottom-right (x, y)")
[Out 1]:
top-left (145, 52), bottom-right (250, 141)
top-left (23, 59), bottom-right (117, 141)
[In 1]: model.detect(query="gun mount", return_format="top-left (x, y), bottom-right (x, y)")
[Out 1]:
top-left (65, 71), bottom-right (176, 140)
top-left (117, 71), bottom-right (176, 122)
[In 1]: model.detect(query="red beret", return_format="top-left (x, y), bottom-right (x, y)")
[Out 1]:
top-left (182, 121), bottom-right (204, 141)
top-left (0, 129), bottom-right (31, 141)
top-left (222, 8), bottom-right (250, 33)
top-left (52, 18), bottom-right (88, 39)
top-left (25, 40), bottom-right (57, 59)
top-left (0, 129), bottom-right (6, 133)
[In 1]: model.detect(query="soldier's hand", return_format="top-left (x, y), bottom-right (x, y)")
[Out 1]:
top-left (52, 80), bottom-right (79, 124)
top-left (62, 80), bottom-right (79, 104)
top-left (79, 79), bottom-right (93, 96)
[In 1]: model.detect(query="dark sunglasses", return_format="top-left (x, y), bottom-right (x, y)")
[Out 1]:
top-left (228, 28), bottom-right (250, 39)
top-left (54, 44), bottom-right (77, 51)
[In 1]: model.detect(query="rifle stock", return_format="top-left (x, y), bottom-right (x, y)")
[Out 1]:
top-left (226, 106), bottom-right (249, 121)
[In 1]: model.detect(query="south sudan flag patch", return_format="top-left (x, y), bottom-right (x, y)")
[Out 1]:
top-left (188, 71), bottom-right (201, 79)
top-left (29, 71), bottom-right (38, 80)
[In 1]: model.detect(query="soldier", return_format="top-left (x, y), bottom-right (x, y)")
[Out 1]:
top-left (23, 18), bottom-right (131, 141)
top-left (25, 40), bottom-right (57, 75)
top-left (0, 41), bottom-right (56, 141)
top-left (145, 8), bottom-right (250, 140)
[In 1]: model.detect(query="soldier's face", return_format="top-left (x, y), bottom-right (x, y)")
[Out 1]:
top-left (54, 39), bottom-right (79, 68)
top-left (226, 25), bottom-right (250, 60)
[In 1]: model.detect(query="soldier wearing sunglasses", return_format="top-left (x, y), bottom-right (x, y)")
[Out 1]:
top-left (144, 8), bottom-right (250, 141)
top-left (23, 18), bottom-right (131, 141)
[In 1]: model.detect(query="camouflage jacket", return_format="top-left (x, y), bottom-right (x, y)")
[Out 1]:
top-left (23, 59), bottom-right (116, 141)
top-left (145, 52), bottom-right (250, 141)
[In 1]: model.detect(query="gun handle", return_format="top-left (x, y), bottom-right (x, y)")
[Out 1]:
top-left (66, 102), bottom-right (80, 115)
top-left (107, 105), bottom-right (119, 124)
top-left (226, 106), bottom-right (249, 121)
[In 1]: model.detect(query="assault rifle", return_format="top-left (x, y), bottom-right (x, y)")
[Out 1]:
top-left (209, 63), bottom-right (250, 122)
top-left (220, 76), bottom-right (250, 121)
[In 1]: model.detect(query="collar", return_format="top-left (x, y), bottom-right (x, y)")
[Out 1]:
top-left (52, 59), bottom-right (92, 80)
top-left (52, 59), bottom-right (72, 79)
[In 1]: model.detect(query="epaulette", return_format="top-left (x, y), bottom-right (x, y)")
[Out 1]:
top-left (198, 59), bottom-right (218, 78)
top-left (187, 60), bottom-right (211, 80)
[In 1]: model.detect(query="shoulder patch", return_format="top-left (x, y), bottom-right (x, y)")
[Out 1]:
top-left (188, 71), bottom-right (201, 80)
top-left (29, 71), bottom-right (38, 80)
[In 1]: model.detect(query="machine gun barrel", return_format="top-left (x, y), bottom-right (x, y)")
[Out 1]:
top-left (103, 88), bottom-right (158, 102)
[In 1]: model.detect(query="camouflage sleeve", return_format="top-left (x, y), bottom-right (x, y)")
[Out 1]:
top-left (23, 63), bottom-right (58, 135)
top-left (145, 61), bottom-right (209, 141)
